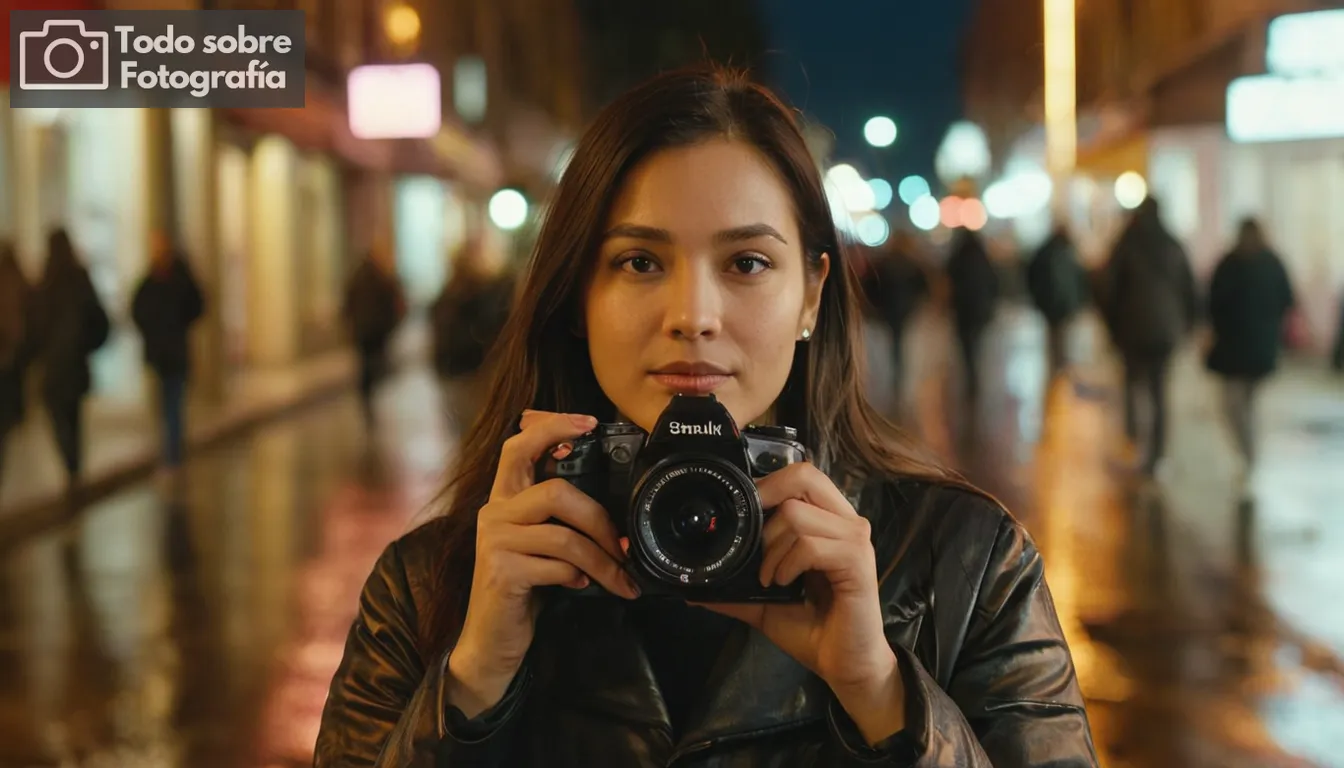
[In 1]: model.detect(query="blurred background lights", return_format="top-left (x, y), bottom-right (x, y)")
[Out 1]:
top-left (934, 121), bottom-right (991, 182)
top-left (961, 198), bottom-right (988, 231)
top-left (855, 212), bottom-right (891, 247)
top-left (864, 116), bottom-right (898, 148)
top-left (939, 196), bottom-right (964, 228)
top-left (897, 175), bottom-right (931, 206)
top-left (825, 163), bottom-right (876, 212)
top-left (824, 175), bottom-right (861, 240)
top-left (488, 188), bottom-right (529, 230)
top-left (909, 195), bottom-right (941, 231)
top-left (867, 178), bottom-right (893, 210)
top-left (1114, 171), bottom-right (1148, 210)
top-left (383, 2), bottom-right (422, 48)
top-left (982, 171), bottom-right (1053, 219)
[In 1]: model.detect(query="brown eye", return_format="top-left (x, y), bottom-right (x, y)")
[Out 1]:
top-left (730, 254), bottom-right (772, 275)
top-left (616, 253), bottom-right (662, 274)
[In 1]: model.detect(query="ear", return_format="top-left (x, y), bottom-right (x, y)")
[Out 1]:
top-left (799, 252), bottom-right (830, 337)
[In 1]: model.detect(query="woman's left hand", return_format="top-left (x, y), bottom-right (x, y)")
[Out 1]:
top-left (694, 462), bottom-right (905, 741)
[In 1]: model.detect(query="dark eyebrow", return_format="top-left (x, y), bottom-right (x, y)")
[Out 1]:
top-left (714, 223), bottom-right (789, 246)
top-left (603, 223), bottom-right (672, 243)
top-left (603, 222), bottom-right (789, 246)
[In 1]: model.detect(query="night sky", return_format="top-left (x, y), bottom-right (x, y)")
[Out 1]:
top-left (759, 0), bottom-right (977, 192)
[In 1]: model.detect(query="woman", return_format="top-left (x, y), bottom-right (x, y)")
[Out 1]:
top-left (1205, 218), bottom-right (1295, 478)
top-left (315, 67), bottom-right (1096, 767)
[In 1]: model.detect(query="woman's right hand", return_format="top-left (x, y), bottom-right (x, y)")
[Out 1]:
top-left (446, 410), bottom-right (640, 718)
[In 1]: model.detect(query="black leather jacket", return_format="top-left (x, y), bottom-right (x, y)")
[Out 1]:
top-left (314, 477), bottom-right (1099, 767)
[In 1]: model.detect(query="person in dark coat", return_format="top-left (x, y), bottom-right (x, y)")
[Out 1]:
top-left (0, 243), bottom-right (32, 488)
top-left (945, 229), bottom-right (1000, 400)
top-left (859, 231), bottom-right (930, 395)
top-left (342, 249), bottom-right (406, 429)
top-left (1205, 218), bottom-right (1295, 475)
top-left (1098, 197), bottom-right (1198, 477)
top-left (1026, 225), bottom-right (1089, 374)
top-left (32, 228), bottom-right (110, 492)
top-left (131, 231), bottom-right (205, 470)
top-left (431, 235), bottom-right (516, 437)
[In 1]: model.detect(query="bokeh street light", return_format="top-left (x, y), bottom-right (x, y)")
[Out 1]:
top-left (856, 212), bottom-right (891, 247)
top-left (961, 198), bottom-right (989, 231)
top-left (825, 164), bottom-right (876, 212)
top-left (383, 2), bottom-right (422, 52)
top-left (1114, 171), bottom-right (1148, 209)
top-left (898, 175), bottom-right (931, 206)
top-left (488, 188), bottom-right (529, 231)
top-left (864, 116), bottom-right (898, 148)
top-left (868, 178), bottom-right (893, 210)
top-left (909, 195), bottom-right (941, 231)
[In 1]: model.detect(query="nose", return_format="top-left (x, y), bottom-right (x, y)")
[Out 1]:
top-left (661, 260), bottom-right (723, 340)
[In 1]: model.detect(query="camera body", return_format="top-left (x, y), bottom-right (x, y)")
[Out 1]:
top-left (19, 20), bottom-right (110, 91)
top-left (536, 394), bottom-right (808, 602)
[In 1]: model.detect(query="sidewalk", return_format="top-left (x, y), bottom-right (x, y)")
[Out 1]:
top-left (0, 350), bottom-right (358, 534)
top-left (0, 317), bottom-right (435, 537)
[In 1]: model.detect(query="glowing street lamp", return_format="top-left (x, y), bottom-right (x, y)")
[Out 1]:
top-left (489, 189), bottom-right (529, 231)
top-left (1044, 0), bottom-right (1077, 213)
top-left (864, 116), bottom-right (898, 148)
top-left (384, 2), bottom-right (422, 53)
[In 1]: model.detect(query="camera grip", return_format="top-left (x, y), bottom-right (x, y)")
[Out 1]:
top-left (534, 450), bottom-right (626, 600)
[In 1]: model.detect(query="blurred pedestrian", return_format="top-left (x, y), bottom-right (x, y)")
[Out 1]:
top-left (945, 228), bottom-right (1000, 400)
top-left (342, 248), bottom-right (406, 429)
top-left (1098, 197), bottom-right (1198, 477)
top-left (1026, 225), bottom-right (1089, 374)
top-left (131, 231), bottom-right (205, 474)
top-left (0, 243), bottom-right (32, 488)
top-left (859, 231), bottom-right (930, 395)
top-left (32, 228), bottom-right (110, 495)
top-left (1205, 219), bottom-right (1294, 484)
top-left (430, 234), bottom-right (515, 436)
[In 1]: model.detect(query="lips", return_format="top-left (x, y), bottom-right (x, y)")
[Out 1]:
top-left (649, 362), bottom-right (733, 394)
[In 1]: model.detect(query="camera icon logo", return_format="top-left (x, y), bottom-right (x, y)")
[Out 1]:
top-left (18, 20), bottom-right (110, 91)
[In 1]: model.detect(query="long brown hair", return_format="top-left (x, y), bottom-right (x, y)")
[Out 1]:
top-left (419, 65), bottom-right (961, 657)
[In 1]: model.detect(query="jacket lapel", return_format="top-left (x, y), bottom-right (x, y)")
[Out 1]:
top-left (671, 623), bottom-right (830, 755)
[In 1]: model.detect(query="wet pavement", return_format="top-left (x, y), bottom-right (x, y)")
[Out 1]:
top-left (1, 305), bottom-right (1342, 767)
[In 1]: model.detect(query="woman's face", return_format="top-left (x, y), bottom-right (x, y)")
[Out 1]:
top-left (585, 139), bottom-right (828, 433)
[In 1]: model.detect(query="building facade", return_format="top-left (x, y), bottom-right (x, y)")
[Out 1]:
top-left (963, 0), bottom-right (1344, 350)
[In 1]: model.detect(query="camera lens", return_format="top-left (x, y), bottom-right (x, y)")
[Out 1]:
top-left (631, 458), bottom-right (761, 586)
top-left (670, 500), bottom-right (717, 543)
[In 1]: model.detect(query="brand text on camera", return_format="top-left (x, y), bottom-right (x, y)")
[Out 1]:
top-left (668, 421), bottom-right (724, 436)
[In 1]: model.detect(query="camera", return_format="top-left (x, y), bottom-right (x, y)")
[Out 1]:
top-left (536, 394), bottom-right (808, 602)
top-left (19, 20), bottom-right (110, 91)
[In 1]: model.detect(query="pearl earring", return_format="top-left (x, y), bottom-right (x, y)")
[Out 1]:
top-left (800, 328), bottom-right (812, 342)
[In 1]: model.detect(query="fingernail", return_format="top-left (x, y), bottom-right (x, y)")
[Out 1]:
top-left (619, 537), bottom-right (630, 556)
top-left (571, 575), bottom-right (590, 590)
top-left (569, 414), bottom-right (598, 429)
top-left (625, 575), bottom-right (641, 598)
top-left (551, 443), bottom-right (573, 460)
